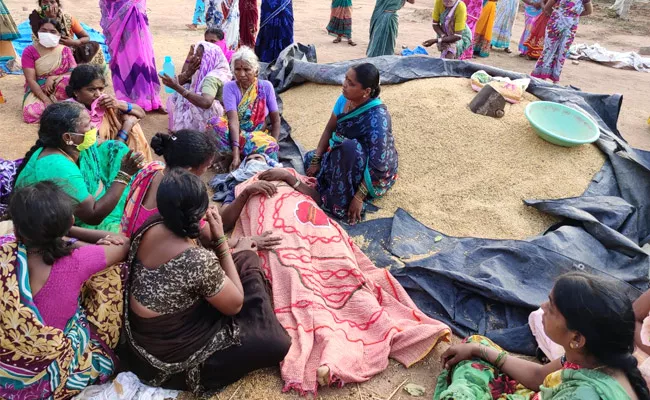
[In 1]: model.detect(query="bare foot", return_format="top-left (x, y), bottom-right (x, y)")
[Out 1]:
top-left (186, 24), bottom-right (198, 30)
top-left (333, 36), bottom-right (342, 44)
top-left (317, 366), bottom-right (330, 386)
top-left (155, 105), bottom-right (168, 115)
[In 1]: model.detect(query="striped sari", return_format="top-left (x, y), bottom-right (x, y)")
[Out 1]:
top-left (327, 0), bottom-right (353, 39)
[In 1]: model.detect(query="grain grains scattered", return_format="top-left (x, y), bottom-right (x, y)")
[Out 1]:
top-left (280, 78), bottom-right (605, 239)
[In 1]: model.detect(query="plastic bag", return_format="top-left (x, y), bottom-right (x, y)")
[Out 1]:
top-left (470, 70), bottom-right (530, 104)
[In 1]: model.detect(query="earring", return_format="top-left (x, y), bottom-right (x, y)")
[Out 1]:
top-left (67, 141), bottom-right (74, 145)
top-left (570, 342), bottom-right (578, 349)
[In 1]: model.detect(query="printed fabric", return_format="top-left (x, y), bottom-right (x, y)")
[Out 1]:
top-left (208, 79), bottom-right (280, 160)
top-left (232, 169), bottom-right (450, 394)
top-left (490, 0), bottom-right (518, 49)
top-left (206, 0), bottom-right (241, 49)
top-left (459, 0), bottom-right (483, 60)
top-left (255, 0), bottom-right (294, 62)
top-left (0, 238), bottom-right (127, 399)
top-left (327, 0), bottom-right (353, 39)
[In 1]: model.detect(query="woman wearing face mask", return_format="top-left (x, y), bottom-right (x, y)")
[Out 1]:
top-left (207, 47), bottom-right (281, 171)
top-left (435, 273), bottom-right (649, 400)
top-left (304, 63), bottom-right (398, 224)
top-left (14, 102), bottom-right (145, 232)
top-left (423, 0), bottom-right (472, 59)
top-left (35, 0), bottom-right (105, 66)
top-left (66, 64), bottom-right (152, 162)
top-left (21, 12), bottom-right (76, 123)
top-left (160, 41), bottom-right (232, 132)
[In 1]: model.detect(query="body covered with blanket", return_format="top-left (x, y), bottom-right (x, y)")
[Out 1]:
top-left (231, 169), bottom-right (451, 394)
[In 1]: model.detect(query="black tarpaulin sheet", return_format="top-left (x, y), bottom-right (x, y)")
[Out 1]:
top-left (264, 45), bottom-right (650, 355)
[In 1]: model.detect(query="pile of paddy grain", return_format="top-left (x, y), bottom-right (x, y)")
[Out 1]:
top-left (280, 78), bottom-right (605, 240)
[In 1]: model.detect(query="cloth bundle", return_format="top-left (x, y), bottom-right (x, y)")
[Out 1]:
top-left (470, 70), bottom-right (530, 104)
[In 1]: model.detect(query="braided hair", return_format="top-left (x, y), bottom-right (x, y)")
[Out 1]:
top-left (150, 130), bottom-right (216, 169)
top-left (554, 273), bottom-right (650, 400)
top-left (10, 181), bottom-right (75, 265)
top-left (156, 168), bottom-right (209, 239)
top-left (13, 102), bottom-right (85, 190)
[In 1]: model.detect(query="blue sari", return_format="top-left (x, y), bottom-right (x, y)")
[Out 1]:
top-left (305, 97), bottom-right (398, 219)
top-left (255, 0), bottom-right (293, 62)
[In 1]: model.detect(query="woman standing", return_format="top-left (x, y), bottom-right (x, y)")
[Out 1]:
top-left (459, 0), bottom-right (483, 60)
top-left (473, 0), bottom-right (497, 57)
top-left (99, 0), bottom-right (163, 112)
top-left (327, 0), bottom-right (356, 46)
top-left (206, 0), bottom-right (241, 49)
top-left (239, 0), bottom-right (258, 47)
top-left (518, 0), bottom-right (542, 54)
top-left (424, 0), bottom-right (472, 60)
top-left (522, 3), bottom-right (550, 59)
top-left (490, 0), bottom-right (518, 53)
top-left (0, 0), bottom-right (19, 42)
top-left (367, 0), bottom-right (415, 57)
top-left (531, 0), bottom-right (592, 83)
top-left (255, 0), bottom-right (293, 62)
top-left (305, 63), bottom-right (397, 224)
top-left (188, 0), bottom-right (206, 30)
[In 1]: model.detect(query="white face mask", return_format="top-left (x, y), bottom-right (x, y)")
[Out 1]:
top-left (38, 32), bottom-right (61, 48)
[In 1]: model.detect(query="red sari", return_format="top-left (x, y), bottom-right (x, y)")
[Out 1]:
top-left (239, 0), bottom-right (258, 47)
top-left (523, 12), bottom-right (550, 59)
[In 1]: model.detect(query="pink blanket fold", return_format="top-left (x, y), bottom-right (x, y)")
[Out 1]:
top-left (233, 170), bottom-right (451, 395)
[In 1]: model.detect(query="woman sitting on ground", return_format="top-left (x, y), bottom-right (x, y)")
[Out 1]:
top-left (436, 272), bottom-right (649, 400)
top-left (14, 102), bottom-right (144, 232)
top-left (204, 26), bottom-right (234, 62)
top-left (35, 0), bottom-right (105, 66)
top-left (161, 41), bottom-right (232, 132)
top-left (122, 169), bottom-right (291, 394)
top-left (0, 182), bottom-right (129, 398)
top-left (121, 130), bottom-right (281, 249)
top-left (67, 64), bottom-right (152, 161)
top-left (22, 12), bottom-right (76, 123)
top-left (305, 63), bottom-right (398, 224)
top-left (423, 0), bottom-right (472, 59)
top-left (207, 46), bottom-right (281, 169)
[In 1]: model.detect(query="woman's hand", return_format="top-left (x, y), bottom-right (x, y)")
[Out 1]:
top-left (306, 164), bottom-right (321, 177)
top-left (543, 2), bottom-right (554, 15)
top-left (258, 169), bottom-right (293, 184)
top-left (232, 237), bottom-right (257, 253)
top-left (159, 73), bottom-right (182, 92)
top-left (206, 206), bottom-right (226, 239)
top-left (251, 230), bottom-right (282, 250)
top-left (441, 343), bottom-right (479, 370)
top-left (43, 76), bottom-right (57, 96)
top-left (120, 150), bottom-right (145, 176)
top-left (98, 94), bottom-right (119, 110)
top-left (229, 153), bottom-right (242, 171)
top-left (243, 181), bottom-right (278, 198)
top-left (96, 234), bottom-right (126, 246)
top-left (60, 37), bottom-right (80, 47)
top-left (347, 196), bottom-right (364, 224)
top-left (121, 114), bottom-right (140, 134)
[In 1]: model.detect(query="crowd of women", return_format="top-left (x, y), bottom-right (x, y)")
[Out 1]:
top-left (418, 0), bottom-right (592, 81)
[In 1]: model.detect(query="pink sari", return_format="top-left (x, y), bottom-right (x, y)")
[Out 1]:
top-left (22, 45), bottom-right (76, 123)
top-left (232, 170), bottom-right (451, 394)
top-left (460, 0), bottom-right (483, 60)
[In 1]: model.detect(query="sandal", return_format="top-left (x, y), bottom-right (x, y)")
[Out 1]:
top-left (348, 39), bottom-right (357, 46)
top-left (504, 48), bottom-right (512, 54)
top-left (333, 37), bottom-right (342, 44)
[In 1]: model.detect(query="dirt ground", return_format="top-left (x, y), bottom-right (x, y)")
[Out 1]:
top-left (1, 0), bottom-right (649, 398)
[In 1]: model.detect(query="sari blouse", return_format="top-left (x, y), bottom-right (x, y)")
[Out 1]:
top-left (331, 94), bottom-right (398, 198)
top-left (223, 79), bottom-right (278, 117)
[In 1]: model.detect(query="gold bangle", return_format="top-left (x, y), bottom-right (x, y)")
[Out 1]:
top-left (112, 178), bottom-right (129, 186)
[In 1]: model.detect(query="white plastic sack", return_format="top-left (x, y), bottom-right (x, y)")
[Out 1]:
top-left (73, 372), bottom-right (182, 400)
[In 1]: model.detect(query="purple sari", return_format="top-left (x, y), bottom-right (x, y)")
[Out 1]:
top-left (99, 0), bottom-right (162, 111)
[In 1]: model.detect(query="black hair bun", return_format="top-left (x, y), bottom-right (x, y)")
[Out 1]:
top-left (151, 132), bottom-right (172, 156)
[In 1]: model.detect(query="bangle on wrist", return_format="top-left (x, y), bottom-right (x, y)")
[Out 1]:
top-left (231, 139), bottom-right (240, 148)
top-left (292, 178), bottom-right (301, 189)
top-left (117, 130), bottom-right (129, 141)
top-left (113, 178), bottom-right (129, 186)
top-left (126, 102), bottom-right (133, 113)
top-left (210, 235), bottom-right (228, 249)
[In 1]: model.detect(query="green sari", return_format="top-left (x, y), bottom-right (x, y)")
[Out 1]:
top-left (435, 336), bottom-right (631, 400)
top-left (367, 0), bottom-right (405, 57)
top-left (14, 141), bottom-right (130, 232)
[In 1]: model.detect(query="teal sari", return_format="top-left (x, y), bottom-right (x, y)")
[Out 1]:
top-left (367, 0), bottom-right (405, 57)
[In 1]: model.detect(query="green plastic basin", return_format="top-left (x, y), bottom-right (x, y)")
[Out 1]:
top-left (524, 101), bottom-right (600, 147)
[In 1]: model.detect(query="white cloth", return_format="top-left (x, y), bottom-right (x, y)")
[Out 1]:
top-left (73, 372), bottom-right (181, 400)
top-left (569, 43), bottom-right (650, 72)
